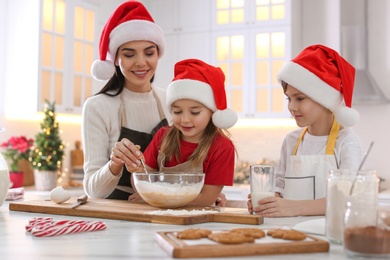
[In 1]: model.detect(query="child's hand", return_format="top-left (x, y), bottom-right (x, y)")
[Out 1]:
top-left (128, 192), bottom-right (143, 202)
top-left (215, 193), bottom-right (227, 207)
top-left (247, 193), bottom-right (254, 214)
top-left (251, 196), bottom-right (295, 217)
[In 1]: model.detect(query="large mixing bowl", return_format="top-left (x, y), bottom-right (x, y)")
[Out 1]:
top-left (132, 172), bottom-right (205, 208)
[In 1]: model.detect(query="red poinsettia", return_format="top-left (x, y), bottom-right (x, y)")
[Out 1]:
top-left (1, 136), bottom-right (34, 172)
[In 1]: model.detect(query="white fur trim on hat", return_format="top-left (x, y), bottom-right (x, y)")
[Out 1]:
top-left (91, 20), bottom-right (165, 81)
top-left (167, 79), bottom-right (216, 111)
top-left (109, 20), bottom-right (165, 59)
top-left (212, 108), bottom-right (238, 129)
top-left (277, 61), bottom-right (359, 126)
top-left (166, 79), bottom-right (237, 129)
top-left (333, 106), bottom-right (360, 127)
top-left (91, 60), bottom-right (116, 81)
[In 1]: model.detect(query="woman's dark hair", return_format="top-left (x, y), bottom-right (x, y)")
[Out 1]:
top-left (281, 80), bottom-right (288, 93)
top-left (96, 66), bottom-right (155, 97)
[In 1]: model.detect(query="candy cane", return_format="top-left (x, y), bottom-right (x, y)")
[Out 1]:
top-left (26, 220), bottom-right (91, 232)
top-left (31, 221), bottom-right (106, 237)
top-left (26, 218), bottom-right (54, 232)
top-left (28, 217), bottom-right (53, 225)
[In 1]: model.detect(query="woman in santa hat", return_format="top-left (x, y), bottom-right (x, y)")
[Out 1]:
top-left (82, 1), bottom-right (169, 200)
top-left (126, 58), bottom-right (238, 206)
top-left (248, 44), bottom-right (363, 216)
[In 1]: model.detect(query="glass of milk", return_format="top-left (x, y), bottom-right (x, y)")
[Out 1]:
top-left (250, 164), bottom-right (275, 210)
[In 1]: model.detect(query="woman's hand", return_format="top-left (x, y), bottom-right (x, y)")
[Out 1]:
top-left (109, 139), bottom-right (143, 175)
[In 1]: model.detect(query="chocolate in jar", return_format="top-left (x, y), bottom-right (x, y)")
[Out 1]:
top-left (344, 226), bottom-right (390, 255)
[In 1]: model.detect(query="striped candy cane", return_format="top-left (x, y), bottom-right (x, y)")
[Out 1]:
top-left (28, 217), bottom-right (53, 225)
top-left (31, 221), bottom-right (106, 237)
top-left (26, 220), bottom-right (92, 232)
top-left (26, 218), bottom-right (54, 232)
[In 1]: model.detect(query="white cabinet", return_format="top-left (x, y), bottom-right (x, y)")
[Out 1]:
top-left (148, 0), bottom-right (211, 34)
top-left (145, 0), bottom-right (212, 89)
top-left (4, 0), bottom-right (40, 118)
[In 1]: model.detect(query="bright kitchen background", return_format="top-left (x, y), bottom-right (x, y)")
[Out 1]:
top-left (0, 0), bottom-right (389, 191)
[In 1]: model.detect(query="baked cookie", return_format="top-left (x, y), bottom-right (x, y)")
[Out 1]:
top-left (281, 230), bottom-right (307, 240)
top-left (267, 229), bottom-right (284, 238)
top-left (229, 228), bottom-right (265, 238)
top-left (176, 228), bottom-right (212, 239)
top-left (208, 232), bottom-right (255, 244)
top-left (267, 229), bottom-right (306, 240)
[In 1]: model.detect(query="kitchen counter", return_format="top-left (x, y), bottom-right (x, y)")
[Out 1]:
top-left (0, 189), bottom-right (350, 260)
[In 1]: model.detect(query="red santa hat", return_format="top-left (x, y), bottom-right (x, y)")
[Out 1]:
top-left (166, 59), bottom-right (238, 129)
top-left (277, 44), bottom-right (359, 127)
top-left (91, 0), bottom-right (165, 81)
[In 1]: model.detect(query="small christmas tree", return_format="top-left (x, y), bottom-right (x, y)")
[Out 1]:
top-left (30, 100), bottom-right (65, 171)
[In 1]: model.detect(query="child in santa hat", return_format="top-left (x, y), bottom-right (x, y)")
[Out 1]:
top-left (248, 44), bottom-right (363, 217)
top-left (127, 58), bottom-right (238, 206)
top-left (82, 1), bottom-right (169, 200)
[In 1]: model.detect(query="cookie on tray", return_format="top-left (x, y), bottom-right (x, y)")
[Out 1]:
top-left (208, 232), bottom-right (255, 244)
top-left (177, 228), bottom-right (212, 239)
top-left (267, 229), bottom-right (307, 240)
top-left (229, 228), bottom-right (265, 238)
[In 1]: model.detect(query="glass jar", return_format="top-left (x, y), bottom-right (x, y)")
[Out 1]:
top-left (325, 169), bottom-right (356, 244)
top-left (0, 153), bottom-right (10, 206)
top-left (343, 169), bottom-right (390, 257)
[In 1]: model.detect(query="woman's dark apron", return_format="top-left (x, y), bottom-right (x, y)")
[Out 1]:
top-left (106, 90), bottom-right (168, 200)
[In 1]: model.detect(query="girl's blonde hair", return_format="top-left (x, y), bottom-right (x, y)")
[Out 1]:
top-left (160, 120), bottom-right (234, 168)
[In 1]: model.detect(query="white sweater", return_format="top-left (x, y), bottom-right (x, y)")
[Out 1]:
top-left (81, 87), bottom-right (170, 198)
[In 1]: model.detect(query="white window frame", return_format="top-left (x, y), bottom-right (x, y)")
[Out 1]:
top-left (211, 0), bottom-right (292, 119)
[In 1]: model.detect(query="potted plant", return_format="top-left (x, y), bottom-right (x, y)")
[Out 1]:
top-left (30, 100), bottom-right (65, 191)
top-left (1, 135), bottom-right (34, 188)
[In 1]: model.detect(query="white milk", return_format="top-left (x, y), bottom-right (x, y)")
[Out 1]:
top-left (251, 191), bottom-right (274, 206)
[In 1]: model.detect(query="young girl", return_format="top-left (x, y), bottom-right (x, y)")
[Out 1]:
top-left (82, 1), bottom-right (169, 200)
top-left (248, 44), bottom-right (363, 217)
top-left (127, 59), bottom-right (238, 206)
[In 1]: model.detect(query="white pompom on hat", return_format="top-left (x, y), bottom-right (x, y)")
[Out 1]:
top-left (166, 59), bottom-right (238, 129)
top-left (277, 44), bottom-right (359, 127)
top-left (91, 0), bottom-right (165, 81)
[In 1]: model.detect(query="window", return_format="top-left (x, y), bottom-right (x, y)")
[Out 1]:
top-left (39, 0), bottom-right (96, 113)
top-left (213, 0), bottom-right (291, 118)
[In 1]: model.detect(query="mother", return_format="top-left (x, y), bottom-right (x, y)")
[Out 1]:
top-left (82, 1), bottom-right (168, 200)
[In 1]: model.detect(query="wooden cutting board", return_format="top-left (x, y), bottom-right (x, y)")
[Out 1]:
top-left (155, 230), bottom-right (329, 258)
top-left (9, 196), bottom-right (262, 225)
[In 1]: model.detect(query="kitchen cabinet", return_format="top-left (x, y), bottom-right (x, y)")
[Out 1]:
top-left (145, 0), bottom-right (213, 89)
top-left (147, 0), bottom-right (211, 34)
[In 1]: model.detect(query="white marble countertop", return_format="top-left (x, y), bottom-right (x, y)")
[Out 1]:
top-left (0, 189), bottom-right (351, 260)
